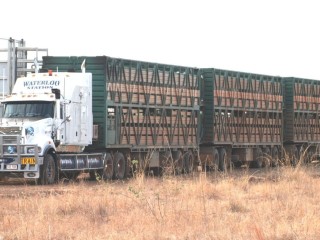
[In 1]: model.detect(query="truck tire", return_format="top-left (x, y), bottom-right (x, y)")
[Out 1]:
top-left (101, 153), bottom-right (114, 180)
top-left (91, 153), bottom-right (114, 181)
top-left (38, 154), bottom-right (58, 185)
top-left (113, 152), bottom-right (126, 180)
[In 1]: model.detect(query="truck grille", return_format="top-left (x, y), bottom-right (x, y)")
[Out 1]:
top-left (1, 135), bottom-right (19, 144)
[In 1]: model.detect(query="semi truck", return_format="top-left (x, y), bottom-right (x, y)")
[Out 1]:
top-left (0, 56), bottom-right (200, 184)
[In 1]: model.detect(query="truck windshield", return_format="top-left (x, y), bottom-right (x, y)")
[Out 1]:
top-left (3, 101), bottom-right (54, 118)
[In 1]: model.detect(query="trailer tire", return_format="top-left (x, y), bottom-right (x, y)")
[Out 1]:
top-left (306, 147), bottom-right (316, 163)
top-left (219, 148), bottom-right (228, 171)
top-left (211, 148), bottom-right (220, 171)
top-left (173, 150), bottom-right (183, 175)
top-left (290, 145), bottom-right (299, 166)
top-left (183, 150), bottom-right (194, 174)
top-left (38, 153), bottom-right (58, 185)
top-left (161, 151), bottom-right (174, 175)
top-left (271, 146), bottom-right (280, 167)
top-left (253, 147), bottom-right (263, 168)
top-left (262, 147), bottom-right (271, 167)
top-left (113, 152), bottom-right (126, 180)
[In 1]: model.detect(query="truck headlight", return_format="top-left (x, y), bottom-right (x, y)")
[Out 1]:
top-left (5, 146), bottom-right (17, 154)
top-left (27, 147), bottom-right (42, 154)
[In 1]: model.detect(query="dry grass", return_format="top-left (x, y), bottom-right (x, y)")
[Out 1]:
top-left (1, 165), bottom-right (320, 240)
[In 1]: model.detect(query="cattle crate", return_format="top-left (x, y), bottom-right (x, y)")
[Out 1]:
top-left (201, 68), bottom-right (283, 147)
top-left (42, 56), bottom-right (201, 151)
top-left (283, 77), bottom-right (320, 144)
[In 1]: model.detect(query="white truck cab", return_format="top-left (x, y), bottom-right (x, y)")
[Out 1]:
top-left (0, 70), bottom-right (98, 184)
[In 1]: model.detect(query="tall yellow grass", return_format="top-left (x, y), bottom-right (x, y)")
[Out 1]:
top-left (1, 165), bottom-right (320, 239)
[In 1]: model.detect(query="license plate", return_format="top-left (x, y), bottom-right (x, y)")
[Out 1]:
top-left (21, 157), bottom-right (36, 164)
top-left (6, 164), bottom-right (18, 170)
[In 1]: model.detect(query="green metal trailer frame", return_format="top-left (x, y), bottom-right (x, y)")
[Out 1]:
top-left (200, 68), bottom-right (283, 169)
top-left (42, 56), bottom-right (201, 175)
top-left (282, 77), bottom-right (320, 163)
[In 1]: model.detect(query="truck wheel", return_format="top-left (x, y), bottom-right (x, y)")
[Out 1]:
top-left (91, 153), bottom-right (114, 181)
top-left (113, 152), bottom-right (126, 180)
top-left (38, 154), bottom-right (58, 185)
top-left (102, 153), bottom-right (113, 180)
top-left (183, 150), bottom-right (194, 174)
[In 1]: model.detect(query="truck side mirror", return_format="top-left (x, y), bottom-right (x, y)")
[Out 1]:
top-left (52, 89), bottom-right (61, 99)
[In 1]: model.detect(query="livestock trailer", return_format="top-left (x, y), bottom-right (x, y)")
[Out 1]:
top-left (283, 77), bottom-right (320, 163)
top-left (200, 68), bottom-right (283, 169)
top-left (42, 56), bottom-right (201, 176)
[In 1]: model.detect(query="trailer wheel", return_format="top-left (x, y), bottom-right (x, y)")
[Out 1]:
top-left (290, 145), bottom-right (299, 166)
top-left (211, 148), bottom-right (220, 171)
top-left (299, 144), bottom-right (310, 164)
top-left (183, 150), bottom-right (194, 174)
top-left (113, 152), bottom-right (126, 180)
top-left (161, 151), bottom-right (174, 175)
top-left (306, 147), bottom-right (316, 163)
top-left (219, 148), bottom-right (228, 171)
top-left (173, 150), bottom-right (183, 175)
top-left (271, 146), bottom-right (280, 167)
top-left (253, 147), bottom-right (263, 168)
top-left (38, 154), bottom-right (58, 185)
top-left (262, 147), bottom-right (271, 167)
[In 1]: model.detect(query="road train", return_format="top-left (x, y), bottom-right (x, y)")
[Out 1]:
top-left (0, 55), bottom-right (318, 183)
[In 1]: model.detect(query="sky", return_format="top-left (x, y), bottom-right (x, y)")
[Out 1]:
top-left (1, 0), bottom-right (320, 79)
